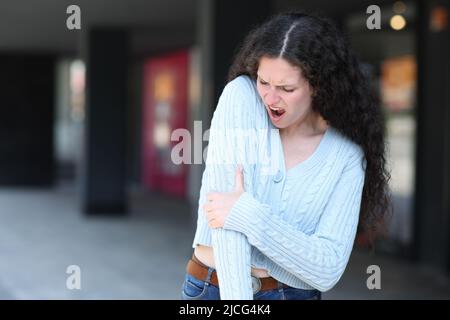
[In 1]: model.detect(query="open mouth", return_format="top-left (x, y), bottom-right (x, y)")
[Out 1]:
top-left (268, 106), bottom-right (286, 120)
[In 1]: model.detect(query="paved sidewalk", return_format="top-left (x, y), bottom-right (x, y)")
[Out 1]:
top-left (0, 185), bottom-right (449, 299)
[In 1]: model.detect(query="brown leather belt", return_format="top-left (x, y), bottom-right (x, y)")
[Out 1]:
top-left (187, 254), bottom-right (287, 294)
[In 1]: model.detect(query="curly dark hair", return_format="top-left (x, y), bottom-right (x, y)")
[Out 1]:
top-left (228, 12), bottom-right (392, 243)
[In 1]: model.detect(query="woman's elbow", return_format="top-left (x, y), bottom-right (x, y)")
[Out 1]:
top-left (315, 273), bottom-right (343, 292)
top-left (298, 262), bottom-right (347, 292)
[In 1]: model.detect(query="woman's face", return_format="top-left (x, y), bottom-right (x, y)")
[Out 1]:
top-left (256, 56), bottom-right (314, 129)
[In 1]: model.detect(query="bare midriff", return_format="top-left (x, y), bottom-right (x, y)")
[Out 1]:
top-left (195, 245), bottom-right (270, 278)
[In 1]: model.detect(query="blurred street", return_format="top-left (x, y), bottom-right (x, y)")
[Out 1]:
top-left (0, 184), bottom-right (194, 299)
top-left (1, 185), bottom-right (449, 300)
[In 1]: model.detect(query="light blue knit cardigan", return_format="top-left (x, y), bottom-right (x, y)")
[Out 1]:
top-left (192, 75), bottom-right (366, 299)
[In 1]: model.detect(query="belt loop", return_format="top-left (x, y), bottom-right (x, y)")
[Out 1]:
top-left (205, 267), bottom-right (214, 283)
top-left (277, 281), bottom-right (284, 290)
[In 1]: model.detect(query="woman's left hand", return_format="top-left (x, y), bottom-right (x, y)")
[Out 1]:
top-left (204, 166), bottom-right (245, 229)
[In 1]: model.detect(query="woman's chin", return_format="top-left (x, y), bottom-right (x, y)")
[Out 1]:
top-left (270, 121), bottom-right (286, 129)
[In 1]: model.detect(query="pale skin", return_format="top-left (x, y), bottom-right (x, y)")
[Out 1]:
top-left (195, 56), bottom-right (329, 278)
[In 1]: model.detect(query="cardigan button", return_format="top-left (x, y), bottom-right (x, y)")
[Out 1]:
top-left (273, 170), bottom-right (284, 183)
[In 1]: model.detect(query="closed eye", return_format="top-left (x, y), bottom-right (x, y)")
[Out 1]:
top-left (258, 77), bottom-right (295, 92)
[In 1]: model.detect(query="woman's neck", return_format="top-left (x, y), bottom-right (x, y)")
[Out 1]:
top-left (280, 112), bottom-right (329, 140)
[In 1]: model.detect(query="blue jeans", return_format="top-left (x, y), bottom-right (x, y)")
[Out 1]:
top-left (181, 270), bottom-right (322, 300)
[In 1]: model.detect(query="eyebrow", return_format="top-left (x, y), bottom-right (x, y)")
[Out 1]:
top-left (257, 73), bottom-right (297, 87)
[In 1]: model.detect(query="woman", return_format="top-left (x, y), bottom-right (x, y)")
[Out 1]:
top-left (181, 12), bottom-right (391, 300)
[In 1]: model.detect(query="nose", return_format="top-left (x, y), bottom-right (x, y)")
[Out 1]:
top-left (264, 88), bottom-right (281, 107)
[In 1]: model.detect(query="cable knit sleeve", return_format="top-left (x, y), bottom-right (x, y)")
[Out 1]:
top-left (223, 149), bottom-right (366, 292)
top-left (195, 76), bottom-right (263, 299)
